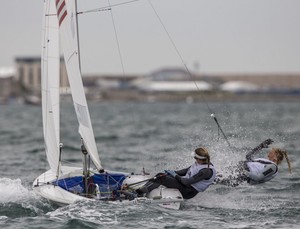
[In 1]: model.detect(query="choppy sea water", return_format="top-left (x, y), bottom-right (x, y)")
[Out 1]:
top-left (0, 101), bottom-right (299, 229)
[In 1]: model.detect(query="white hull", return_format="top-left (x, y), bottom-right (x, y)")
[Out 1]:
top-left (33, 166), bottom-right (184, 210)
top-left (37, 1), bottom-right (183, 210)
top-left (33, 167), bottom-right (86, 205)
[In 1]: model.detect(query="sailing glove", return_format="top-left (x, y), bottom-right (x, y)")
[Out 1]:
top-left (260, 139), bottom-right (274, 148)
top-left (165, 170), bottom-right (177, 178)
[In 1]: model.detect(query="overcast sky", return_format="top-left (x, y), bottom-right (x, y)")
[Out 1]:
top-left (1, 0), bottom-right (300, 75)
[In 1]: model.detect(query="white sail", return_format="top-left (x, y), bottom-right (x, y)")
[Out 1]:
top-left (41, 0), bottom-right (60, 174)
top-left (34, 1), bottom-right (184, 209)
top-left (55, 0), bottom-right (103, 171)
top-left (65, 0), bottom-right (79, 60)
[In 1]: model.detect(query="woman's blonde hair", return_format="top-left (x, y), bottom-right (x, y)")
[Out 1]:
top-left (194, 147), bottom-right (210, 166)
top-left (273, 148), bottom-right (292, 173)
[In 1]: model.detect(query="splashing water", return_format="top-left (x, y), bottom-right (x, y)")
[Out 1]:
top-left (0, 178), bottom-right (32, 203)
top-left (0, 178), bottom-right (54, 220)
top-left (1, 102), bottom-right (300, 228)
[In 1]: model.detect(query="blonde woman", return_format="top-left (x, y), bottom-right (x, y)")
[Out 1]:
top-left (216, 139), bottom-right (292, 186)
top-left (136, 147), bottom-right (216, 199)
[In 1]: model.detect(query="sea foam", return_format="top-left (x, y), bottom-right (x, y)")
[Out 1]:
top-left (0, 177), bottom-right (32, 203)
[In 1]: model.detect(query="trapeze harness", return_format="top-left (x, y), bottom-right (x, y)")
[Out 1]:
top-left (184, 162), bottom-right (216, 192)
top-left (245, 158), bottom-right (278, 184)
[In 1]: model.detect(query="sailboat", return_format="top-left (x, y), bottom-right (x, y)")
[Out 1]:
top-left (33, 0), bottom-right (183, 209)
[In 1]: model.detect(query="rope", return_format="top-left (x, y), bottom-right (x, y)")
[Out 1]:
top-left (106, 0), bottom-right (145, 166)
top-left (77, 0), bottom-right (141, 15)
top-left (148, 0), bottom-right (235, 153)
top-left (68, 0), bottom-right (235, 153)
top-left (125, 173), bottom-right (166, 188)
top-left (108, 0), bottom-right (126, 75)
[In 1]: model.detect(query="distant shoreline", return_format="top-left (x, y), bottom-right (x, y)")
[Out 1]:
top-left (2, 91), bottom-right (299, 106)
top-left (97, 90), bottom-right (300, 103)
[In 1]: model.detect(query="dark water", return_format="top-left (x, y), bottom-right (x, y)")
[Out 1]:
top-left (0, 101), bottom-right (299, 229)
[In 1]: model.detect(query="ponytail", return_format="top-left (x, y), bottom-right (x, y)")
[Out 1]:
top-left (273, 148), bottom-right (292, 173)
top-left (283, 150), bottom-right (292, 173)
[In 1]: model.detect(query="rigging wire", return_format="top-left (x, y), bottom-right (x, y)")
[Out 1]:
top-left (108, 0), bottom-right (126, 74)
top-left (81, 0), bottom-right (145, 170)
top-left (77, 0), bottom-right (141, 15)
top-left (74, 0), bottom-right (235, 154)
top-left (106, 0), bottom-right (146, 167)
top-left (147, 0), bottom-right (235, 153)
top-left (46, 1), bottom-right (141, 17)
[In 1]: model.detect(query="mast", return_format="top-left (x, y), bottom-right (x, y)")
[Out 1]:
top-left (74, 0), bottom-right (81, 71)
top-left (74, 0), bottom-right (93, 180)
top-left (55, 0), bottom-right (103, 171)
top-left (81, 139), bottom-right (89, 195)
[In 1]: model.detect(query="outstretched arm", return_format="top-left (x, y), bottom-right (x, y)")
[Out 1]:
top-left (246, 139), bottom-right (274, 161)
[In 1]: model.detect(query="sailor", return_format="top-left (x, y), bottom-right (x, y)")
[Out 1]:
top-left (215, 139), bottom-right (292, 186)
top-left (136, 147), bottom-right (216, 199)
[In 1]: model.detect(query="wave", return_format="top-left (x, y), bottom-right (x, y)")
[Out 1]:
top-left (0, 178), bottom-right (33, 203)
top-left (0, 178), bottom-right (54, 218)
top-left (47, 200), bottom-right (142, 227)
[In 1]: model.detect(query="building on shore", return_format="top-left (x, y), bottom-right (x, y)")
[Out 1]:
top-left (14, 57), bottom-right (69, 104)
top-left (1, 57), bottom-right (300, 104)
top-left (0, 67), bottom-right (16, 104)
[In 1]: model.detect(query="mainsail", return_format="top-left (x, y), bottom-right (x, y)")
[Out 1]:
top-left (55, 0), bottom-right (103, 171)
top-left (41, 0), bottom-right (60, 174)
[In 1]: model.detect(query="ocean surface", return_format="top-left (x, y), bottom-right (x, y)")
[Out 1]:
top-left (0, 101), bottom-right (299, 229)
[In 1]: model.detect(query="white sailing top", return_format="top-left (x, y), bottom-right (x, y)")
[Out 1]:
top-left (246, 158), bottom-right (278, 184)
top-left (184, 163), bottom-right (216, 192)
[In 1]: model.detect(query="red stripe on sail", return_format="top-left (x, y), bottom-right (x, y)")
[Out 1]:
top-left (56, 0), bottom-right (62, 12)
top-left (57, 1), bottom-right (66, 16)
top-left (56, 0), bottom-right (67, 26)
top-left (59, 10), bottom-right (67, 26)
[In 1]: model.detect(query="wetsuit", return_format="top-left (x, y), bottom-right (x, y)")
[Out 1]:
top-left (138, 163), bottom-right (216, 199)
top-left (215, 140), bottom-right (278, 186)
